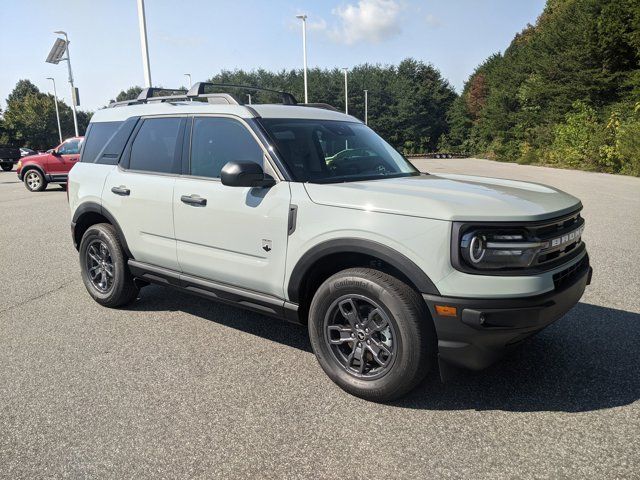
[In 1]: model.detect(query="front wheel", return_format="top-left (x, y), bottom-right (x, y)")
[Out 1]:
top-left (79, 223), bottom-right (138, 307)
top-left (308, 268), bottom-right (435, 402)
top-left (1, 163), bottom-right (13, 171)
top-left (24, 169), bottom-right (46, 191)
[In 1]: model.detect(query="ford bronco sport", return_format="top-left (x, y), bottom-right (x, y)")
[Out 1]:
top-left (68, 84), bottom-right (592, 402)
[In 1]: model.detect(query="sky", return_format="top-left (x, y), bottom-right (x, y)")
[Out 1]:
top-left (0, 0), bottom-right (546, 111)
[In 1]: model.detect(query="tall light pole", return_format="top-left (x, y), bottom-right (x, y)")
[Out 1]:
top-left (184, 73), bottom-right (192, 88)
top-left (137, 0), bottom-right (152, 88)
top-left (247, 94), bottom-right (252, 105)
top-left (342, 68), bottom-right (349, 114)
top-left (296, 14), bottom-right (309, 103)
top-left (46, 78), bottom-right (63, 144)
top-left (364, 89), bottom-right (368, 125)
top-left (53, 31), bottom-right (79, 137)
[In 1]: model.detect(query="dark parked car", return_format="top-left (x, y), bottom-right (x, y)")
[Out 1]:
top-left (20, 147), bottom-right (38, 157)
top-left (0, 144), bottom-right (21, 171)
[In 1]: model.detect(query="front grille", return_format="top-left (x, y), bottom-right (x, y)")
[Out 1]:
top-left (553, 254), bottom-right (589, 290)
top-left (530, 211), bottom-right (585, 268)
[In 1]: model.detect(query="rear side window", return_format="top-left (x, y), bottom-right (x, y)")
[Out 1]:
top-left (129, 117), bottom-right (183, 174)
top-left (189, 117), bottom-right (263, 178)
top-left (81, 121), bottom-right (122, 163)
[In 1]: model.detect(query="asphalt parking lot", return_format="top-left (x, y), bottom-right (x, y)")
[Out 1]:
top-left (1, 158), bottom-right (639, 479)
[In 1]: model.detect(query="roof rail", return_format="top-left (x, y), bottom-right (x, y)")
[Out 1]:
top-left (187, 82), bottom-right (298, 105)
top-left (301, 103), bottom-right (339, 112)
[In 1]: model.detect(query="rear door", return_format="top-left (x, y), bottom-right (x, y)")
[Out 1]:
top-left (102, 116), bottom-right (186, 271)
top-left (173, 115), bottom-right (291, 297)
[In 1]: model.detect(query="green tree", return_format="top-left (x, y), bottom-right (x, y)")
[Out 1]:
top-left (3, 80), bottom-right (93, 149)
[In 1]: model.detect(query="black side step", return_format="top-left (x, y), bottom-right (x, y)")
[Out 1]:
top-left (128, 260), bottom-right (301, 323)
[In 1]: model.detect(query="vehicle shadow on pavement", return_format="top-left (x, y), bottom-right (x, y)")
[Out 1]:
top-left (130, 285), bottom-right (313, 353)
top-left (396, 302), bottom-right (640, 413)
top-left (131, 289), bottom-right (639, 413)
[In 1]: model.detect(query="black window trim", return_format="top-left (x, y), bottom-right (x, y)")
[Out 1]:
top-left (178, 113), bottom-right (284, 183)
top-left (119, 114), bottom-right (188, 177)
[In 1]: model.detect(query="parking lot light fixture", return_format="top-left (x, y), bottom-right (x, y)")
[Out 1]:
top-left (136, 0), bottom-right (152, 88)
top-left (342, 67), bottom-right (348, 114)
top-left (296, 14), bottom-right (309, 103)
top-left (46, 77), bottom-right (63, 144)
top-left (364, 89), bottom-right (368, 125)
top-left (52, 31), bottom-right (79, 137)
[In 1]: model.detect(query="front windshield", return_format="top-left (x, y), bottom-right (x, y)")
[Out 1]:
top-left (259, 118), bottom-right (420, 183)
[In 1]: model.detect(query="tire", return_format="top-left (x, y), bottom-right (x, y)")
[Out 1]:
top-left (1, 163), bottom-right (13, 171)
top-left (308, 267), bottom-right (435, 402)
top-left (23, 169), bottom-right (47, 192)
top-left (79, 223), bottom-right (138, 307)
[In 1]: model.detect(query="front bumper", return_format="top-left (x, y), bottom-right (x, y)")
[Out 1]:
top-left (423, 255), bottom-right (592, 371)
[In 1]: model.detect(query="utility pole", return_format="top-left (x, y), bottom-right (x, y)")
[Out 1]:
top-left (342, 68), bottom-right (348, 114)
top-left (296, 14), bottom-right (309, 103)
top-left (247, 94), bottom-right (252, 105)
top-left (53, 31), bottom-right (79, 136)
top-left (137, 0), bottom-right (152, 88)
top-left (47, 78), bottom-right (63, 144)
top-left (364, 89), bottom-right (368, 125)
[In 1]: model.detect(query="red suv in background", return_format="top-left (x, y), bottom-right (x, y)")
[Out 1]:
top-left (17, 137), bottom-right (84, 191)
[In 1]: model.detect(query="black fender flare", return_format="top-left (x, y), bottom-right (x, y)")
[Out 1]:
top-left (72, 202), bottom-right (134, 259)
top-left (287, 238), bottom-right (440, 303)
top-left (20, 164), bottom-right (46, 181)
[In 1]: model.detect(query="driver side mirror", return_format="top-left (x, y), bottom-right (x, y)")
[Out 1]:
top-left (50, 149), bottom-right (61, 156)
top-left (221, 161), bottom-right (275, 188)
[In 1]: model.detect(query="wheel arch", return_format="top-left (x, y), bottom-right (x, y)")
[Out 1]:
top-left (288, 238), bottom-right (440, 321)
top-left (21, 164), bottom-right (46, 177)
top-left (72, 202), bottom-right (133, 259)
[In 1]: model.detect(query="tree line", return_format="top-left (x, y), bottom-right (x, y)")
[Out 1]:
top-left (442, 0), bottom-right (640, 176)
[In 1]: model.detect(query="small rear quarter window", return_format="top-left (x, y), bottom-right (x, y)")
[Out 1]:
top-left (81, 121), bottom-right (122, 164)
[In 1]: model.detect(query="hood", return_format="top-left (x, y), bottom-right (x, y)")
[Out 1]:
top-left (303, 174), bottom-right (581, 222)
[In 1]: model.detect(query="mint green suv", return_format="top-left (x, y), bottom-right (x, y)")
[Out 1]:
top-left (68, 84), bottom-right (592, 402)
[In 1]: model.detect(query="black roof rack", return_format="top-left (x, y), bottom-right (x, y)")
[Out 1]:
top-left (187, 82), bottom-right (298, 105)
top-left (137, 87), bottom-right (187, 101)
top-left (107, 83), bottom-right (340, 110)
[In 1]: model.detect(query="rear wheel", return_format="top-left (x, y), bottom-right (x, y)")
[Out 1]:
top-left (79, 223), bottom-right (138, 307)
top-left (24, 169), bottom-right (46, 191)
top-left (308, 267), bottom-right (435, 402)
top-left (1, 163), bottom-right (13, 171)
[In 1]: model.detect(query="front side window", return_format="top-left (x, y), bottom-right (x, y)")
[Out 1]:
top-left (189, 117), bottom-right (263, 178)
top-left (129, 117), bottom-right (182, 174)
top-left (58, 139), bottom-right (82, 155)
top-left (259, 119), bottom-right (419, 183)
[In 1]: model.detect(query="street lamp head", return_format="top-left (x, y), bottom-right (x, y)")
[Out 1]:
top-left (296, 14), bottom-right (307, 20)
top-left (54, 30), bottom-right (67, 36)
top-left (46, 77), bottom-right (54, 81)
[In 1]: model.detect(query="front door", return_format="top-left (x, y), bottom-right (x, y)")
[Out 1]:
top-left (173, 116), bottom-right (291, 298)
top-left (50, 138), bottom-right (82, 176)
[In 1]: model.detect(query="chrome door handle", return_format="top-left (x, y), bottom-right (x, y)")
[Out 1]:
top-left (180, 194), bottom-right (207, 206)
top-left (111, 186), bottom-right (130, 196)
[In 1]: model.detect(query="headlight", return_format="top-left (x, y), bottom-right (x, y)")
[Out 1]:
top-left (16, 160), bottom-right (22, 169)
top-left (452, 216), bottom-right (585, 273)
top-left (460, 229), bottom-right (543, 270)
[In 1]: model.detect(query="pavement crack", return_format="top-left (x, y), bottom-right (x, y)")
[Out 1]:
top-left (0, 279), bottom-right (76, 316)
